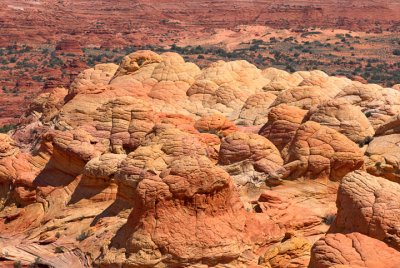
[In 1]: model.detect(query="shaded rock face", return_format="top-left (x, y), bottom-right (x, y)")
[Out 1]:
top-left (1, 50), bottom-right (400, 267)
top-left (305, 99), bottom-right (375, 144)
top-left (259, 104), bottom-right (307, 152)
top-left (218, 132), bottom-right (284, 186)
top-left (364, 134), bottom-right (400, 183)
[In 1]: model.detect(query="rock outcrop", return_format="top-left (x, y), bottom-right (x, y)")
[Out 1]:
top-left (306, 99), bottom-right (375, 144)
top-left (1, 50), bottom-right (400, 267)
top-left (310, 171), bottom-right (400, 268)
top-left (364, 134), bottom-right (400, 182)
top-left (330, 171), bottom-right (400, 250)
top-left (310, 232), bottom-right (400, 268)
top-left (218, 132), bottom-right (284, 185)
top-left (259, 104), bottom-right (307, 152)
top-left (100, 155), bottom-right (250, 267)
top-left (282, 121), bottom-right (364, 181)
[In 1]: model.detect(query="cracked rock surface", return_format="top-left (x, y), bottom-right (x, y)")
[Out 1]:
top-left (1, 50), bottom-right (400, 267)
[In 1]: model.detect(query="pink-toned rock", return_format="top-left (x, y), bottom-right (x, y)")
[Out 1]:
top-left (335, 82), bottom-right (400, 129)
top-left (375, 114), bottom-right (400, 136)
top-left (309, 232), bottom-right (400, 268)
top-left (238, 92), bottom-right (277, 126)
top-left (101, 155), bottom-right (250, 266)
top-left (259, 104), bottom-right (307, 151)
top-left (271, 86), bottom-right (337, 110)
top-left (306, 99), bottom-right (375, 143)
top-left (194, 114), bottom-right (238, 137)
top-left (331, 171), bottom-right (400, 250)
top-left (364, 134), bottom-right (400, 182)
top-left (3, 50), bottom-right (400, 267)
top-left (282, 121), bottom-right (364, 181)
top-left (218, 132), bottom-right (284, 185)
top-left (69, 63), bottom-right (118, 97)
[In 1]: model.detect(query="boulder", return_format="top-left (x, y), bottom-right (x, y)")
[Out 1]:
top-left (331, 171), bottom-right (400, 250)
top-left (364, 134), bottom-right (400, 182)
top-left (259, 104), bottom-right (307, 151)
top-left (306, 99), bottom-right (374, 144)
top-left (218, 132), bottom-right (284, 185)
top-left (282, 121), bottom-right (364, 180)
top-left (309, 232), bottom-right (400, 268)
top-left (102, 155), bottom-right (249, 266)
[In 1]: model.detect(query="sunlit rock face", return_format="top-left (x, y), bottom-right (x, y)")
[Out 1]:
top-left (1, 50), bottom-right (400, 267)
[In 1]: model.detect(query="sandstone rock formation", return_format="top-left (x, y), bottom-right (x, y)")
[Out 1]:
top-left (375, 114), bottom-right (400, 136)
top-left (261, 236), bottom-right (311, 268)
top-left (309, 232), bottom-right (400, 268)
top-left (330, 171), bottom-right (400, 250)
top-left (282, 121), bottom-right (364, 181)
top-left (310, 170), bottom-right (400, 268)
top-left (306, 99), bottom-right (375, 144)
top-left (194, 114), bottom-right (238, 137)
top-left (259, 104), bottom-right (307, 152)
top-left (69, 64), bottom-right (119, 97)
top-left (2, 0), bottom-right (400, 127)
top-left (218, 132), bottom-right (283, 185)
top-left (335, 82), bottom-right (400, 129)
top-left (364, 134), bottom-right (400, 182)
top-left (1, 50), bottom-right (400, 267)
top-left (100, 155), bottom-right (250, 267)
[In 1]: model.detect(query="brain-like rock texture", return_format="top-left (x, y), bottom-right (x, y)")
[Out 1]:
top-left (330, 171), bottom-right (400, 250)
top-left (335, 82), bottom-right (400, 129)
top-left (114, 50), bottom-right (163, 76)
top-left (259, 104), bottom-right (307, 152)
top-left (69, 63), bottom-right (118, 96)
top-left (101, 155), bottom-right (250, 266)
top-left (2, 50), bottom-right (400, 267)
top-left (218, 132), bottom-right (283, 185)
top-left (309, 232), bottom-right (400, 268)
top-left (238, 92), bottom-right (277, 126)
top-left (194, 114), bottom-right (238, 137)
top-left (271, 85), bottom-right (335, 110)
top-left (282, 121), bottom-right (364, 180)
top-left (364, 134), bottom-right (400, 182)
top-left (306, 99), bottom-right (375, 143)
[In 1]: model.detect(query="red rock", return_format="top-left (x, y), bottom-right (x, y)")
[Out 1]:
top-left (218, 132), bottom-right (284, 185)
top-left (282, 121), bottom-right (364, 181)
top-left (309, 232), bottom-right (400, 268)
top-left (101, 155), bottom-right (251, 266)
top-left (330, 171), bottom-right (400, 250)
top-left (55, 39), bottom-right (83, 55)
top-left (194, 114), bottom-right (238, 137)
top-left (1, 50), bottom-right (399, 267)
top-left (259, 104), bottom-right (307, 151)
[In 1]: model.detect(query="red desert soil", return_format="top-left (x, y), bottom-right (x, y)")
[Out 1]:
top-left (2, 0), bottom-right (400, 47)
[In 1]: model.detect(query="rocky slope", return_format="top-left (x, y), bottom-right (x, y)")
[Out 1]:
top-left (1, 50), bottom-right (400, 267)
